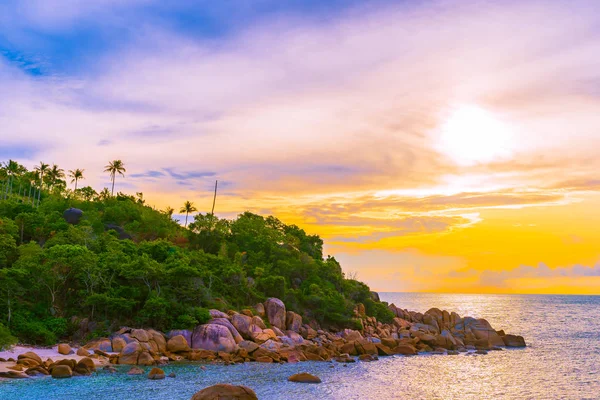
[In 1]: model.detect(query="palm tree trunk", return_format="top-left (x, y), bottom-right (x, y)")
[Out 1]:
top-left (75, 178), bottom-right (78, 191)
top-left (185, 212), bottom-right (189, 227)
top-left (111, 175), bottom-right (115, 196)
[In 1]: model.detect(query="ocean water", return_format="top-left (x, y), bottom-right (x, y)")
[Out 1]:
top-left (1, 293), bottom-right (599, 400)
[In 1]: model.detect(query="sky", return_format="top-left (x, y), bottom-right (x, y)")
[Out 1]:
top-left (1, 0), bottom-right (600, 294)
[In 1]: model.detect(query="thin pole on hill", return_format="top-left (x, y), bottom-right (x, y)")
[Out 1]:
top-left (211, 180), bottom-right (218, 215)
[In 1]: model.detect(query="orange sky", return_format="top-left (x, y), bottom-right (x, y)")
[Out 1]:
top-left (2, 0), bottom-right (600, 293)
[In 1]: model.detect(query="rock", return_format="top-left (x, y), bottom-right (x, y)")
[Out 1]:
top-left (341, 329), bottom-right (363, 342)
top-left (138, 352), bottom-right (155, 366)
top-left (238, 340), bottom-right (259, 354)
top-left (148, 367), bottom-right (165, 380)
top-left (128, 366), bottom-right (145, 375)
top-left (359, 354), bottom-right (377, 362)
top-left (112, 337), bottom-right (127, 353)
top-left (51, 365), bottom-right (73, 379)
top-left (255, 355), bottom-right (273, 363)
top-left (460, 317), bottom-right (505, 347)
top-left (18, 352), bottom-right (42, 365)
top-left (231, 313), bottom-right (253, 339)
top-left (288, 373), bottom-right (322, 384)
top-left (118, 341), bottom-right (142, 365)
top-left (168, 372), bottom-right (176, 378)
top-left (63, 208), bottom-right (83, 224)
top-left (209, 318), bottom-right (244, 344)
top-left (74, 357), bottom-right (96, 375)
top-left (251, 316), bottom-right (266, 330)
top-left (286, 311), bottom-right (303, 332)
top-left (502, 334), bottom-right (526, 347)
top-left (148, 329), bottom-right (167, 353)
top-left (393, 344), bottom-right (417, 355)
top-left (264, 298), bottom-right (286, 330)
top-left (167, 329), bottom-right (193, 346)
top-left (191, 324), bottom-right (238, 353)
top-left (168, 335), bottom-right (191, 353)
top-left (76, 347), bottom-right (90, 357)
top-left (85, 338), bottom-right (113, 352)
top-left (57, 344), bottom-right (73, 355)
top-left (475, 349), bottom-right (488, 355)
top-left (209, 309), bottom-right (229, 319)
top-left (0, 371), bottom-right (30, 379)
top-left (254, 303), bottom-right (266, 317)
top-left (191, 384), bottom-right (258, 400)
top-left (375, 343), bottom-right (394, 356)
top-left (251, 327), bottom-right (277, 344)
top-left (130, 329), bottom-right (150, 342)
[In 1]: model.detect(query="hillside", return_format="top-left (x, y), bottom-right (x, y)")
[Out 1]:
top-left (0, 160), bottom-right (392, 346)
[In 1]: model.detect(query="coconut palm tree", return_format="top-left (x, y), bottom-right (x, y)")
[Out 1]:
top-left (34, 162), bottom-right (49, 188)
top-left (179, 201), bottom-right (197, 227)
top-left (164, 206), bottom-right (175, 218)
top-left (46, 164), bottom-right (64, 190)
top-left (68, 168), bottom-right (85, 191)
top-left (104, 160), bottom-right (126, 196)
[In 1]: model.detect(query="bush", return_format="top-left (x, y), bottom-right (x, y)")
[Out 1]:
top-left (257, 275), bottom-right (286, 299)
top-left (172, 314), bottom-right (198, 329)
top-left (192, 307), bottom-right (210, 325)
top-left (0, 323), bottom-right (17, 350)
top-left (364, 299), bottom-right (395, 324)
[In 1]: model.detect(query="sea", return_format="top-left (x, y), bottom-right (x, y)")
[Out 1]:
top-left (1, 293), bottom-right (599, 400)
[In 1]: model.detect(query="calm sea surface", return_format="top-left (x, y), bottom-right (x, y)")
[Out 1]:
top-left (2, 293), bottom-right (599, 400)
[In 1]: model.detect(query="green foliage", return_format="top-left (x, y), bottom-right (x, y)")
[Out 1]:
top-left (364, 299), bottom-right (395, 324)
top-left (0, 160), bottom-right (385, 343)
top-left (0, 323), bottom-right (17, 350)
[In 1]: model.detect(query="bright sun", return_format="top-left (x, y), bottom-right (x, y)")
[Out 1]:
top-left (437, 105), bottom-right (514, 166)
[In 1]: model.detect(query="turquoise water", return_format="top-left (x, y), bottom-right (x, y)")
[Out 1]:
top-left (2, 293), bottom-right (599, 399)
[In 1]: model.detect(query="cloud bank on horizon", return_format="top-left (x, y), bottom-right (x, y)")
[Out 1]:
top-left (1, 0), bottom-right (600, 294)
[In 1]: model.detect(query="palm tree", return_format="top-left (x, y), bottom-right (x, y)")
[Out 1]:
top-left (164, 206), bottom-right (175, 218)
top-left (104, 160), bottom-right (126, 196)
top-left (46, 164), bottom-right (64, 190)
top-left (68, 168), bottom-right (85, 191)
top-left (179, 201), bottom-right (197, 227)
top-left (98, 188), bottom-right (111, 201)
top-left (34, 162), bottom-right (49, 188)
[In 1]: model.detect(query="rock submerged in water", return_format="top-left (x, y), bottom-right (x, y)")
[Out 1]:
top-left (148, 367), bottom-right (165, 380)
top-left (191, 384), bottom-right (258, 400)
top-left (288, 372), bottom-right (322, 383)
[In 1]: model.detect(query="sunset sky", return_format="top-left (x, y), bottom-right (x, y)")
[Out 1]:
top-left (1, 0), bottom-right (599, 294)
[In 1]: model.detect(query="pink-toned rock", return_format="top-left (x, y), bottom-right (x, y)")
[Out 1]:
top-left (286, 311), bottom-right (303, 332)
top-left (167, 335), bottom-right (190, 353)
top-left (231, 313), bottom-right (253, 339)
top-left (191, 384), bottom-right (258, 400)
top-left (254, 303), bottom-right (266, 317)
top-left (130, 329), bottom-right (150, 342)
top-left (57, 344), bottom-right (73, 355)
top-left (209, 309), bottom-right (229, 319)
top-left (251, 316), bottom-right (266, 330)
top-left (191, 324), bottom-right (238, 353)
top-left (264, 298), bottom-right (286, 330)
top-left (210, 318), bottom-right (244, 344)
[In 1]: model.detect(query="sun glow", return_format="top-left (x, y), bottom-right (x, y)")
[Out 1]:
top-left (437, 105), bottom-right (514, 166)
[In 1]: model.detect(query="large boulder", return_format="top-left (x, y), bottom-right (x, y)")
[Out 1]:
top-left (167, 329), bottom-right (193, 347)
top-left (264, 298), bottom-right (286, 330)
top-left (63, 208), bottom-right (83, 224)
top-left (167, 335), bottom-right (190, 353)
top-left (231, 313), bottom-right (253, 339)
top-left (84, 338), bottom-right (113, 352)
top-left (51, 365), bottom-right (72, 379)
top-left (130, 329), bottom-right (150, 342)
top-left (209, 318), bottom-right (244, 344)
top-left (74, 357), bottom-right (96, 375)
top-left (57, 344), bottom-right (73, 355)
top-left (118, 341), bottom-right (142, 365)
top-left (18, 352), bottom-right (42, 365)
top-left (148, 329), bottom-right (167, 353)
top-left (460, 318), bottom-right (505, 347)
top-left (191, 384), bottom-right (258, 400)
top-left (286, 311), bottom-right (303, 332)
top-left (191, 324), bottom-right (238, 353)
top-left (209, 309), bottom-right (229, 319)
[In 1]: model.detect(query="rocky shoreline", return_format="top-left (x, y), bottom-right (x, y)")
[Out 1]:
top-left (0, 297), bottom-right (525, 385)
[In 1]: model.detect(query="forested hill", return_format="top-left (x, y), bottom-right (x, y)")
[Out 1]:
top-left (0, 161), bottom-right (393, 346)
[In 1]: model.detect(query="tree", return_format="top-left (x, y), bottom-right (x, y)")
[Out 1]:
top-left (47, 164), bottom-right (65, 190)
top-left (68, 169), bottom-right (85, 191)
top-left (164, 206), bottom-right (174, 218)
top-left (104, 160), bottom-right (126, 196)
top-left (179, 201), bottom-right (197, 228)
top-left (34, 162), bottom-right (49, 188)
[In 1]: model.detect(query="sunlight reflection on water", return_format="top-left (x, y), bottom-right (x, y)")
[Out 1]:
top-left (1, 293), bottom-right (598, 400)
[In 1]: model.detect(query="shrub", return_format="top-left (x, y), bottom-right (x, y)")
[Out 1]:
top-left (0, 323), bottom-right (17, 350)
top-left (364, 299), bottom-right (395, 324)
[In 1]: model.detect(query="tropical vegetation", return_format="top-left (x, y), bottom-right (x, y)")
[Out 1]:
top-left (0, 159), bottom-right (390, 347)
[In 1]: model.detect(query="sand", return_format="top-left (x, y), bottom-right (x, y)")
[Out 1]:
top-left (0, 345), bottom-right (110, 375)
